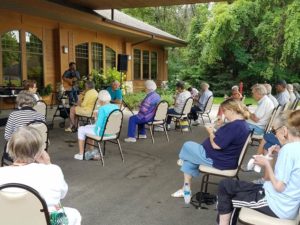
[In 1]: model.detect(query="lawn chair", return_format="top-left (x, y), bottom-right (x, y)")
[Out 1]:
top-left (83, 109), bottom-right (123, 166)
top-left (27, 120), bottom-right (49, 152)
top-left (146, 100), bottom-right (169, 144)
top-left (290, 98), bottom-right (299, 110)
top-left (0, 183), bottom-right (50, 225)
top-left (197, 95), bottom-right (214, 124)
top-left (239, 207), bottom-right (300, 225)
top-left (197, 131), bottom-right (253, 209)
top-left (168, 97), bottom-right (193, 133)
top-left (76, 99), bottom-right (98, 127)
top-left (33, 100), bottom-right (47, 118)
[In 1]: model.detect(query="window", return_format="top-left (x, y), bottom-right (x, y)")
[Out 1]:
top-left (26, 32), bottom-right (43, 87)
top-left (75, 43), bottom-right (88, 77)
top-left (92, 42), bottom-right (103, 72)
top-left (105, 46), bottom-right (116, 69)
top-left (1, 30), bottom-right (22, 86)
top-left (142, 51), bottom-right (149, 80)
top-left (151, 52), bottom-right (157, 80)
top-left (134, 49), bottom-right (141, 80)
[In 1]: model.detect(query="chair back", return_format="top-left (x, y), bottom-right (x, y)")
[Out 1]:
top-left (237, 131), bottom-right (253, 167)
top-left (291, 98), bottom-right (299, 110)
top-left (103, 109), bottom-right (123, 138)
top-left (33, 100), bottom-right (47, 118)
top-left (27, 120), bottom-right (49, 152)
top-left (182, 97), bottom-right (194, 115)
top-left (203, 95), bottom-right (214, 113)
top-left (282, 102), bottom-right (291, 111)
top-left (0, 183), bottom-right (50, 225)
top-left (153, 101), bottom-right (169, 121)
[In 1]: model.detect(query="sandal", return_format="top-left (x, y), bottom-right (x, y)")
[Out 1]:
top-left (171, 189), bottom-right (184, 198)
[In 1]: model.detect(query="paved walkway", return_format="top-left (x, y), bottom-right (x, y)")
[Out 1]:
top-left (0, 104), bottom-right (259, 225)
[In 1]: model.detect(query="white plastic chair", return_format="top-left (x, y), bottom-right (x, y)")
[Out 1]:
top-left (84, 109), bottom-right (123, 166)
top-left (0, 183), bottom-right (50, 225)
top-left (198, 95), bottom-right (214, 124)
top-left (27, 120), bottom-right (49, 152)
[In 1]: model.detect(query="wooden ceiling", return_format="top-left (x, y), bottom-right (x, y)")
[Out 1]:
top-left (64, 0), bottom-right (221, 10)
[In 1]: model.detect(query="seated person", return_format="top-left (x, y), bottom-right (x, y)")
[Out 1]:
top-left (74, 90), bottom-right (119, 160)
top-left (171, 99), bottom-right (250, 200)
top-left (190, 82), bottom-right (213, 125)
top-left (287, 84), bottom-right (297, 103)
top-left (107, 80), bottom-right (122, 104)
top-left (0, 126), bottom-right (81, 225)
top-left (247, 84), bottom-right (274, 135)
top-left (292, 83), bottom-right (300, 99)
top-left (275, 80), bottom-right (290, 106)
top-left (187, 86), bottom-right (199, 100)
top-left (166, 81), bottom-right (191, 131)
top-left (124, 80), bottom-right (160, 143)
top-left (217, 85), bottom-right (243, 122)
top-left (264, 83), bottom-right (279, 107)
top-left (23, 79), bottom-right (41, 101)
top-left (65, 81), bottom-right (98, 132)
top-left (217, 109), bottom-right (300, 225)
top-left (5, 91), bottom-right (45, 141)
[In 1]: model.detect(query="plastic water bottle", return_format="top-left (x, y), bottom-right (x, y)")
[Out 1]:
top-left (183, 183), bottom-right (191, 204)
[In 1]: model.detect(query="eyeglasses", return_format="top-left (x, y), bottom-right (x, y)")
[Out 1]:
top-left (271, 126), bottom-right (283, 135)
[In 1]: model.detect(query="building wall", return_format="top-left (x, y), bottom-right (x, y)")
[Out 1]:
top-left (0, 8), bottom-right (168, 107)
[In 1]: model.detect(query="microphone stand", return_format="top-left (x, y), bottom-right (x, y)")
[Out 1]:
top-left (120, 71), bottom-right (134, 115)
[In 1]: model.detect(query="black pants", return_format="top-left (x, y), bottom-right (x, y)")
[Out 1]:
top-left (189, 105), bottom-right (202, 121)
top-left (217, 179), bottom-right (278, 225)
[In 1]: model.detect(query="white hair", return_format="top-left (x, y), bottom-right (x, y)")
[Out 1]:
top-left (252, 84), bottom-right (267, 96)
top-left (98, 90), bottom-right (111, 103)
top-left (145, 80), bottom-right (157, 91)
top-left (264, 84), bottom-right (272, 94)
top-left (287, 84), bottom-right (294, 92)
top-left (201, 82), bottom-right (209, 89)
top-left (231, 85), bottom-right (239, 91)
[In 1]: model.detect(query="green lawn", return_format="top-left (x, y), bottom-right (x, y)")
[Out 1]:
top-left (213, 97), bottom-right (257, 105)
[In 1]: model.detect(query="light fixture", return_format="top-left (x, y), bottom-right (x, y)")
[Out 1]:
top-left (128, 55), bottom-right (132, 60)
top-left (62, 46), bottom-right (68, 54)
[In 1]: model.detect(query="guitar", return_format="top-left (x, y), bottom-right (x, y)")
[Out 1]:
top-left (62, 70), bottom-right (79, 91)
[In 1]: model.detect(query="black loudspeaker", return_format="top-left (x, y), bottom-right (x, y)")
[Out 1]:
top-left (117, 54), bottom-right (128, 72)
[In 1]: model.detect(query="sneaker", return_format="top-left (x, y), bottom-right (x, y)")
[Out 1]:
top-left (192, 120), bottom-right (201, 126)
top-left (252, 178), bottom-right (265, 184)
top-left (154, 127), bottom-right (164, 132)
top-left (182, 127), bottom-right (189, 132)
top-left (124, 137), bottom-right (137, 143)
top-left (171, 189), bottom-right (184, 198)
top-left (138, 134), bottom-right (147, 139)
top-left (65, 127), bottom-right (73, 132)
top-left (167, 124), bottom-right (171, 130)
top-left (177, 159), bottom-right (183, 166)
top-left (74, 153), bottom-right (83, 160)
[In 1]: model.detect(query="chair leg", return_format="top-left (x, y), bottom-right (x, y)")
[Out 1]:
top-left (188, 118), bottom-right (192, 132)
top-left (207, 114), bottom-right (211, 123)
top-left (204, 174), bottom-right (209, 193)
top-left (83, 137), bottom-right (88, 160)
top-left (163, 124), bottom-right (169, 142)
top-left (180, 120), bottom-right (183, 133)
top-left (117, 139), bottom-right (124, 162)
top-left (97, 142), bottom-right (105, 166)
top-left (103, 141), bottom-right (106, 156)
top-left (149, 124), bottom-right (154, 144)
top-left (200, 114), bottom-right (205, 124)
top-left (199, 173), bottom-right (208, 209)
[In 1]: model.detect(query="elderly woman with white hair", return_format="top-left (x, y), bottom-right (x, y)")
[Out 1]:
top-left (74, 90), bottom-right (119, 160)
top-left (124, 80), bottom-right (161, 143)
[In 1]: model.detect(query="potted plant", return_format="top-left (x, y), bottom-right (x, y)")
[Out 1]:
top-left (39, 84), bottom-right (53, 104)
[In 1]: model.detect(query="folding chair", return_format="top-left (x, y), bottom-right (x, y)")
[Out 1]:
top-left (146, 100), bottom-right (169, 144)
top-left (27, 120), bottom-right (49, 152)
top-left (168, 97), bottom-right (193, 133)
top-left (83, 109), bottom-right (123, 166)
top-left (0, 183), bottom-right (50, 225)
top-left (33, 100), bottom-right (47, 118)
top-left (290, 98), bottom-right (299, 110)
top-left (76, 99), bottom-right (98, 127)
top-left (197, 95), bottom-right (214, 124)
top-left (197, 131), bottom-right (253, 209)
top-left (282, 102), bottom-right (291, 111)
top-left (239, 207), bottom-right (300, 225)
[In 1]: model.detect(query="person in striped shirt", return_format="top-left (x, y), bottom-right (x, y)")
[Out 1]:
top-left (124, 80), bottom-right (161, 143)
top-left (4, 91), bottom-right (45, 141)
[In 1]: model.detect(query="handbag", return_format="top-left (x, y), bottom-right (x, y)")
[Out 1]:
top-left (50, 204), bottom-right (69, 225)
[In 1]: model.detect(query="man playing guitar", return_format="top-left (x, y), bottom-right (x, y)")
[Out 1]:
top-left (62, 62), bottom-right (80, 105)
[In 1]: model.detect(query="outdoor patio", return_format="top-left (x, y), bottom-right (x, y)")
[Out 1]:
top-left (0, 105), bottom-right (260, 225)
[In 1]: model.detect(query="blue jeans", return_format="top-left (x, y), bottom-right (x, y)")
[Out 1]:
top-left (247, 123), bottom-right (265, 135)
top-left (179, 141), bottom-right (213, 177)
top-left (127, 115), bottom-right (149, 138)
top-left (166, 108), bottom-right (181, 124)
top-left (189, 105), bottom-right (203, 121)
top-left (66, 88), bottom-right (78, 105)
top-left (264, 132), bottom-right (281, 150)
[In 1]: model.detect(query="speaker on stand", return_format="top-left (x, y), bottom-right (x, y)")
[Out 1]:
top-left (117, 54), bottom-right (134, 115)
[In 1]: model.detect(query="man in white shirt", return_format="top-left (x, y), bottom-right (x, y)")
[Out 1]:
top-left (264, 83), bottom-right (279, 107)
top-left (275, 80), bottom-right (290, 106)
top-left (247, 84), bottom-right (275, 135)
top-left (190, 82), bottom-right (213, 125)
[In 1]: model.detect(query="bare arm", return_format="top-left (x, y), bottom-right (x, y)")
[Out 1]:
top-left (205, 126), bottom-right (221, 150)
top-left (250, 113), bottom-right (260, 122)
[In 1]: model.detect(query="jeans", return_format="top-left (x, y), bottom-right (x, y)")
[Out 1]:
top-left (127, 115), bottom-right (149, 138)
top-left (189, 105), bottom-right (203, 121)
top-left (66, 88), bottom-right (78, 105)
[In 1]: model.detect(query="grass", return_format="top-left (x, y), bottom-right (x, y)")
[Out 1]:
top-left (213, 97), bottom-right (257, 105)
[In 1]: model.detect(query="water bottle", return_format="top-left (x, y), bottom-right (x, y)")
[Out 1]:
top-left (183, 183), bottom-right (191, 204)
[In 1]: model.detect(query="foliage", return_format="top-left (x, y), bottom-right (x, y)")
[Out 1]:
top-left (39, 84), bottom-right (53, 96)
top-left (90, 68), bottom-right (126, 91)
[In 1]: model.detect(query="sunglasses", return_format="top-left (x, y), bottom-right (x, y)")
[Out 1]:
top-left (271, 126), bottom-right (283, 135)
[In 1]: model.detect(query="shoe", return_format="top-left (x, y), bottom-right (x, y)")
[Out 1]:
top-left (182, 127), bottom-right (189, 132)
top-left (65, 127), bottom-right (72, 132)
top-left (192, 120), bottom-right (201, 126)
top-left (177, 159), bottom-right (183, 166)
top-left (154, 127), bottom-right (164, 132)
top-left (241, 164), bottom-right (253, 172)
top-left (171, 189), bottom-right (184, 198)
top-left (74, 153), bottom-right (83, 160)
top-left (138, 134), bottom-right (147, 139)
top-left (124, 137), bottom-right (137, 143)
top-left (252, 178), bottom-right (265, 184)
top-left (167, 124), bottom-right (171, 130)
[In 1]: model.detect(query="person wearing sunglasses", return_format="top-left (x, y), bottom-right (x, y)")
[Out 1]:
top-left (217, 110), bottom-right (300, 225)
